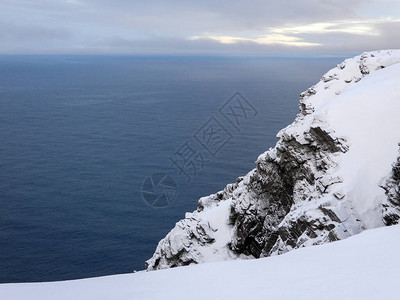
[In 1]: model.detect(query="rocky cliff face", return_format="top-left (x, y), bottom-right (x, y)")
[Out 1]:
top-left (146, 50), bottom-right (400, 270)
top-left (382, 146), bottom-right (400, 225)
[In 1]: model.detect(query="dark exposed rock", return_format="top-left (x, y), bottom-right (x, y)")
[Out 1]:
top-left (227, 119), bottom-right (350, 259)
top-left (309, 126), bottom-right (344, 153)
top-left (382, 144), bottom-right (400, 225)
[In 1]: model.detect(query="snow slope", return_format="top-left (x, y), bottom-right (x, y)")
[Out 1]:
top-left (324, 63), bottom-right (400, 228)
top-left (1, 224), bottom-right (400, 300)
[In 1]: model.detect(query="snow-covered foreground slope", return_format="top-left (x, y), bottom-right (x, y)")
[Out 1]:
top-left (147, 50), bottom-right (400, 270)
top-left (2, 224), bottom-right (400, 300)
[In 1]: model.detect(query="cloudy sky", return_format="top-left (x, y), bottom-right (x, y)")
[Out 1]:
top-left (1, 0), bottom-right (400, 55)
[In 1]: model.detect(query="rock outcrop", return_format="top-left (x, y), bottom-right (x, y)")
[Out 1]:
top-left (146, 50), bottom-right (400, 270)
top-left (382, 145), bottom-right (400, 225)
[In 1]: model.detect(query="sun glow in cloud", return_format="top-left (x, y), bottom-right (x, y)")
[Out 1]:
top-left (189, 18), bottom-right (400, 48)
top-left (189, 34), bottom-right (320, 47)
top-left (271, 20), bottom-right (384, 36)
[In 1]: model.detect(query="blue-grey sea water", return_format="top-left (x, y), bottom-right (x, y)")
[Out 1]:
top-left (0, 55), bottom-right (344, 283)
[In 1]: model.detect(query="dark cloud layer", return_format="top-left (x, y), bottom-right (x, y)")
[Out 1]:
top-left (0, 0), bottom-right (399, 55)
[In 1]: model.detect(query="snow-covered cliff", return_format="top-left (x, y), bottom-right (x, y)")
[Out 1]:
top-left (146, 50), bottom-right (400, 270)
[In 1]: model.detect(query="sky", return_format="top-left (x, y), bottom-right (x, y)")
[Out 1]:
top-left (1, 0), bottom-right (400, 55)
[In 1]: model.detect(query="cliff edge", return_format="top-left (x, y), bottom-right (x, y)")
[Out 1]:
top-left (146, 50), bottom-right (400, 270)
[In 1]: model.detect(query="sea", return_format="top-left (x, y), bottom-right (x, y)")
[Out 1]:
top-left (0, 55), bottom-right (345, 283)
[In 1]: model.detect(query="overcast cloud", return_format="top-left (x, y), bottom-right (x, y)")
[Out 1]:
top-left (0, 0), bottom-right (399, 55)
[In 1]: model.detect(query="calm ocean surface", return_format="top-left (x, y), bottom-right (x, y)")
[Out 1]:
top-left (0, 55), bottom-right (344, 283)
